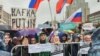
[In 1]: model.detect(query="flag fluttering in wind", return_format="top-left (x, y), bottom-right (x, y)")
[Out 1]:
top-left (29, 0), bottom-right (43, 11)
top-left (65, 8), bottom-right (82, 23)
top-left (56, 0), bottom-right (73, 14)
top-left (29, 0), bottom-right (50, 11)
top-left (29, 0), bottom-right (37, 8)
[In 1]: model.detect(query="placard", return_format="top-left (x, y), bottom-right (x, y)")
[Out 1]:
top-left (28, 44), bottom-right (41, 53)
top-left (11, 8), bottom-right (36, 30)
top-left (28, 44), bottom-right (52, 53)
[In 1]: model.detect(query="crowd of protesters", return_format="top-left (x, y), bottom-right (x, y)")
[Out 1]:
top-left (0, 28), bottom-right (94, 56)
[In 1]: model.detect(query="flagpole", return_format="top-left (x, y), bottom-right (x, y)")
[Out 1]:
top-left (47, 0), bottom-right (54, 26)
top-left (54, 13), bottom-right (57, 30)
top-left (63, 7), bottom-right (65, 21)
top-left (63, 5), bottom-right (67, 21)
top-left (64, 4), bottom-right (70, 23)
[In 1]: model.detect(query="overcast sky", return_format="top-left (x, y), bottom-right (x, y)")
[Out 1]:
top-left (0, 0), bottom-right (100, 27)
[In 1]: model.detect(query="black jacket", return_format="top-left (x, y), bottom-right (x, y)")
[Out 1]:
top-left (13, 46), bottom-right (30, 56)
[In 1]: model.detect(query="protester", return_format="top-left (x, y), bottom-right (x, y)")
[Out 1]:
top-left (51, 31), bottom-right (60, 44)
top-left (63, 33), bottom-right (80, 56)
top-left (60, 33), bottom-right (68, 43)
top-left (29, 36), bottom-right (40, 56)
top-left (13, 36), bottom-right (30, 56)
top-left (31, 37), bottom-right (37, 44)
top-left (72, 34), bottom-right (80, 56)
top-left (0, 27), bottom-right (98, 56)
top-left (80, 34), bottom-right (91, 48)
top-left (39, 32), bottom-right (51, 56)
top-left (79, 34), bottom-right (92, 56)
top-left (0, 32), bottom-right (11, 56)
top-left (88, 28), bottom-right (100, 56)
top-left (39, 32), bottom-right (48, 44)
top-left (12, 37), bottom-right (21, 46)
top-left (59, 33), bottom-right (70, 56)
top-left (72, 33), bottom-right (80, 42)
top-left (28, 35), bottom-right (38, 44)
top-left (4, 33), bottom-right (13, 52)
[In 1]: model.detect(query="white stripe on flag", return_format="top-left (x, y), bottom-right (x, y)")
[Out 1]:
top-left (65, 8), bottom-right (82, 23)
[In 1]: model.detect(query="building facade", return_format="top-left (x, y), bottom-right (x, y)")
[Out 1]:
top-left (66, 0), bottom-right (90, 23)
top-left (0, 5), bottom-right (11, 25)
top-left (88, 11), bottom-right (100, 27)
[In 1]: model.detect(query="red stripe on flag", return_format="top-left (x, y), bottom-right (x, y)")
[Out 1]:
top-left (71, 17), bottom-right (82, 22)
top-left (56, 0), bottom-right (64, 13)
top-left (33, 0), bottom-right (43, 11)
top-left (66, 0), bottom-right (73, 4)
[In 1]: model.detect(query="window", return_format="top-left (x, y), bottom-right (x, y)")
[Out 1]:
top-left (89, 16), bottom-right (94, 21)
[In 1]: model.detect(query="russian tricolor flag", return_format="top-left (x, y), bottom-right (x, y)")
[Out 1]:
top-left (29, 0), bottom-right (43, 11)
top-left (56, 0), bottom-right (73, 14)
top-left (65, 8), bottom-right (82, 23)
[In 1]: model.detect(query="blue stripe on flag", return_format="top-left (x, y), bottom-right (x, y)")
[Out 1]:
top-left (29, 0), bottom-right (37, 8)
top-left (74, 12), bottom-right (82, 18)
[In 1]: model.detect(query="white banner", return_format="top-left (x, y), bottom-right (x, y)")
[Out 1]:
top-left (82, 23), bottom-right (95, 30)
top-left (28, 44), bottom-right (41, 53)
top-left (28, 44), bottom-right (52, 53)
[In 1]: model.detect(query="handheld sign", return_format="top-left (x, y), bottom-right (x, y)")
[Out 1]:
top-left (28, 44), bottom-right (41, 53)
top-left (28, 44), bottom-right (52, 53)
top-left (82, 23), bottom-right (95, 30)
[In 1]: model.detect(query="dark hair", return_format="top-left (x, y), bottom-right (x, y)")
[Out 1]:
top-left (39, 32), bottom-right (46, 37)
top-left (39, 32), bottom-right (47, 44)
top-left (60, 34), bottom-right (68, 43)
top-left (72, 37), bottom-right (80, 42)
top-left (62, 34), bottom-right (68, 38)
top-left (20, 36), bottom-right (31, 44)
top-left (5, 32), bottom-right (11, 38)
top-left (30, 37), bottom-right (37, 44)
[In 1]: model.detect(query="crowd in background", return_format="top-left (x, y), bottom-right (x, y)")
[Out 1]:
top-left (0, 28), bottom-right (93, 56)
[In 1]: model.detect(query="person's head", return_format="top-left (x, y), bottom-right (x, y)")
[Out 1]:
top-left (39, 32), bottom-right (47, 41)
top-left (31, 37), bottom-right (37, 44)
top-left (4, 33), bottom-right (11, 45)
top-left (28, 35), bottom-right (37, 44)
top-left (72, 34), bottom-right (80, 42)
top-left (74, 37), bottom-right (80, 42)
top-left (12, 37), bottom-right (20, 45)
top-left (53, 36), bottom-right (60, 44)
top-left (39, 32), bottom-right (47, 43)
top-left (51, 31), bottom-right (60, 44)
top-left (84, 34), bottom-right (91, 43)
top-left (61, 34), bottom-right (68, 43)
top-left (21, 36), bottom-right (29, 46)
